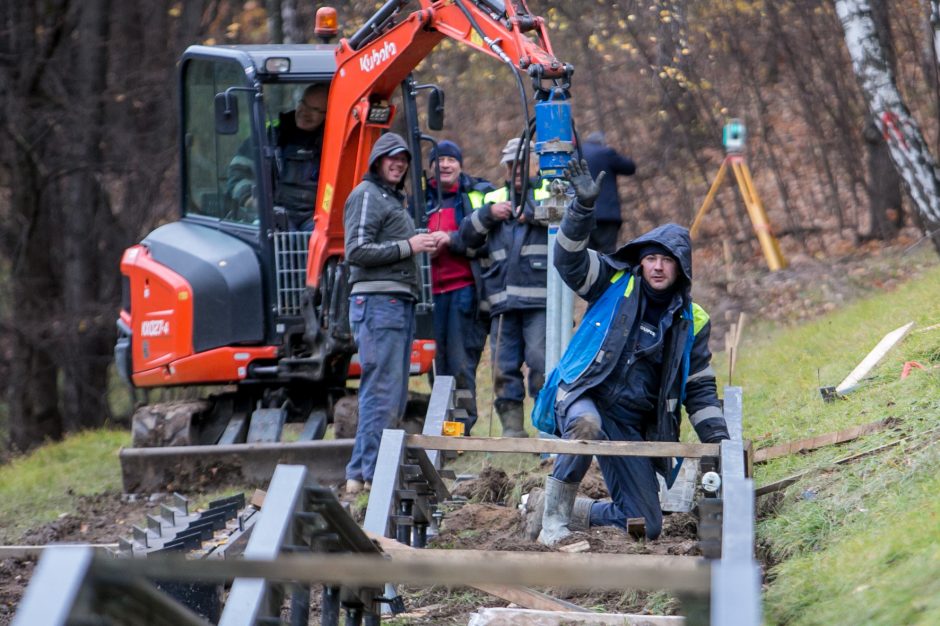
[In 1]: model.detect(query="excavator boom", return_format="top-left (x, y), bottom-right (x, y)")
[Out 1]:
top-left (307, 0), bottom-right (571, 286)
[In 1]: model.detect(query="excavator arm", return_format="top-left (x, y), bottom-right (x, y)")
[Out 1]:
top-left (307, 0), bottom-right (572, 286)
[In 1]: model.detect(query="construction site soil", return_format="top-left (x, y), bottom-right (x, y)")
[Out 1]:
top-left (1, 236), bottom-right (934, 624)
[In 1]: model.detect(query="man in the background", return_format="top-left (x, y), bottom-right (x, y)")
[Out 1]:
top-left (425, 140), bottom-right (494, 434)
top-left (458, 137), bottom-right (550, 438)
top-left (581, 131), bottom-right (636, 253)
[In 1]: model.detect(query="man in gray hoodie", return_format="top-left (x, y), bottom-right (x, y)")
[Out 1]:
top-left (343, 132), bottom-right (438, 494)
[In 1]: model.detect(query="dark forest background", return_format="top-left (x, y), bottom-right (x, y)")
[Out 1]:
top-left (1, 0), bottom-right (937, 451)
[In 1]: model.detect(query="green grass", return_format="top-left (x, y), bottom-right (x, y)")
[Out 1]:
top-left (712, 262), bottom-right (940, 625)
top-left (0, 429), bottom-right (129, 543)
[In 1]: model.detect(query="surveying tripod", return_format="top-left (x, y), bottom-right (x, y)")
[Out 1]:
top-left (690, 121), bottom-right (787, 272)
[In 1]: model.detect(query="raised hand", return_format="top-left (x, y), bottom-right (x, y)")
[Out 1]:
top-left (563, 158), bottom-right (606, 208)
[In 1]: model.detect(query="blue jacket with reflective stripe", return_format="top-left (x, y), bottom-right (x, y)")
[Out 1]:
top-left (533, 219), bottom-right (728, 448)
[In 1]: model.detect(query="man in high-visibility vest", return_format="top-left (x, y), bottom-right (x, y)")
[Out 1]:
top-left (425, 140), bottom-right (494, 434)
top-left (528, 159), bottom-right (729, 545)
top-left (458, 137), bottom-right (551, 438)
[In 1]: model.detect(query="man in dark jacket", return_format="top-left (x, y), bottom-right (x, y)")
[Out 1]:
top-left (581, 131), bottom-right (636, 253)
top-left (529, 159), bottom-right (729, 544)
top-left (227, 83), bottom-right (328, 231)
top-left (343, 133), bottom-right (439, 494)
top-left (458, 137), bottom-right (551, 437)
top-left (425, 140), bottom-right (494, 433)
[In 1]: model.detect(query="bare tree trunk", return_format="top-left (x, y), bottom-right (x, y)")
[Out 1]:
top-left (861, 0), bottom-right (903, 241)
top-left (836, 0), bottom-right (940, 253)
top-left (61, 0), bottom-right (112, 430)
top-left (0, 1), bottom-right (67, 451)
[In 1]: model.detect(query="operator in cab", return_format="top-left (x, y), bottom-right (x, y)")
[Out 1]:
top-left (226, 83), bottom-right (328, 231)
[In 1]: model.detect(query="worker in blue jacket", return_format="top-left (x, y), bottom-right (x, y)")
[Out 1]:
top-left (528, 158), bottom-right (729, 545)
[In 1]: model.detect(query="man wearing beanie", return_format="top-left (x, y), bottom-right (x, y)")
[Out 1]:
top-left (425, 140), bottom-right (494, 434)
top-left (527, 158), bottom-right (729, 545)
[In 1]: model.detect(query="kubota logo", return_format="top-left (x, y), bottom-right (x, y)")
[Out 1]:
top-left (359, 41), bottom-right (397, 72)
top-left (140, 319), bottom-right (170, 337)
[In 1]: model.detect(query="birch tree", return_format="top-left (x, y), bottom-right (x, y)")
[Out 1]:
top-left (835, 0), bottom-right (940, 253)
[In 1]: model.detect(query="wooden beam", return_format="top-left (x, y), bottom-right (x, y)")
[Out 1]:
top-left (369, 532), bottom-right (588, 613)
top-left (753, 419), bottom-right (890, 464)
top-left (406, 435), bottom-right (719, 459)
top-left (754, 426), bottom-right (940, 497)
top-left (467, 607), bottom-right (685, 625)
top-left (96, 549), bottom-right (711, 593)
top-left (835, 321), bottom-right (914, 394)
top-left (0, 544), bottom-right (117, 559)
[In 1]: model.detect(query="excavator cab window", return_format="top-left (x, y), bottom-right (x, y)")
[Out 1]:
top-left (182, 58), bottom-right (259, 227)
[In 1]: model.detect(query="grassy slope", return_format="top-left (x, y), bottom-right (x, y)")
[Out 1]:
top-left (719, 261), bottom-right (940, 625)
top-left (0, 429), bottom-right (128, 543)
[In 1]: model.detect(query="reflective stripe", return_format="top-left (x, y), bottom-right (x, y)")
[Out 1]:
top-left (490, 249), bottom-right (507, 261)
top-left (692, 303), bottom-right (710, 336)
top-left (667, 398), bottom-right (678, 412)
top-left (557, 229), bottom-right (589, 252)
top-left (480, 258), bottom-right (494, 268)
top-left (357, 191), bottom-right (371, 246)
top-left (689, 405), bottom-right (723, 426)
top-left (521, 244), bottom-right (548, 256)
top-left (488, 285), bottom-right (548, 303)
top-left (396, 240), bottom-right (410, 258)
top-left (470, 210), bottom-right (487, 234)
top-left (687, 365), bottom-right (715, 382)
top-left (576, 250), bottom-right (601, 296)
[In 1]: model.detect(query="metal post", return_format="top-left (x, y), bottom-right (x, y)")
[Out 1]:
top-left (545, 225), bottom-right (562, 373)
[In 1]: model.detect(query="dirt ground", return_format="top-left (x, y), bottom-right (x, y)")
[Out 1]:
top-left (0, 493), bottom-right (171, 625)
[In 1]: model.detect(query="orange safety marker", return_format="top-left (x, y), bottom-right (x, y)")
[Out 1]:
top-left (900, 361), bottom-right (926, 379)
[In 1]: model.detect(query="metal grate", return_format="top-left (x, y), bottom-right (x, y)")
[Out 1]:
top-left (273, 231), bottom-right (312, 316)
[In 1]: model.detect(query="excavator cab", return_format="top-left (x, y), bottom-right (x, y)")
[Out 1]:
top-left (116, 45), bottom-right (434, 447)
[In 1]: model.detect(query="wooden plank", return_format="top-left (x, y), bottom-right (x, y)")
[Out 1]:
top-left (406, 435), bottom-right (719, 459)
top-left (467, 608), bottom-right (685, 625)
top-left (835, 321), bottom-right (915, 394)
top-left (100, 549), bottom-right (712, 593)
top-left (754, 427), bottom-right (940, 497)
top-left (753, 419), bottom-right (889, 464)
top-left (369, 533), bottom-right (588, 613)
top-left (0, 544), bottom-right (118, 559)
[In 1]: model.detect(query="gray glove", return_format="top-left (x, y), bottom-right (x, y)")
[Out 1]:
top-left (563, 158), bottom-right (605, 208)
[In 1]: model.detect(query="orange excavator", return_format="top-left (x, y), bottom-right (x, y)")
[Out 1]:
top-left (115, 0), bottom-right (575, 451)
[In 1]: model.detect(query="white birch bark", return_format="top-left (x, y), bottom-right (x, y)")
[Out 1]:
top-left (931, 1), bottom-right (940, 66)
top-left (835, 0), bottom-right (940, 246)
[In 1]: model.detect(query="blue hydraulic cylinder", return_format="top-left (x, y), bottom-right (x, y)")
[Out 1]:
top-left (534, 89), bottom-right (574, 180)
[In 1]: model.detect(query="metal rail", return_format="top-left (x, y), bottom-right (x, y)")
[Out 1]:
top-left (18, 382), bottom-right (762, 625)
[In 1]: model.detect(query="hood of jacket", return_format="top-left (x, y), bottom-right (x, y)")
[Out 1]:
top-left (368, 132), bottom-right (411, 170)
top-left (611, 223), bottom-right (693, 286)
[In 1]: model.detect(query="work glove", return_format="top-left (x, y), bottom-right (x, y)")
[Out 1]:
top-left (563, 158), bottom-right (605, 208)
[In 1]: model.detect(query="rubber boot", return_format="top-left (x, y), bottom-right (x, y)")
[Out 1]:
top-left (525, 488), bottom-right (593, 541)
top-left (497, 402), bottom-right (529, 438)
top-left (537, 477), bottom-right (579, 546)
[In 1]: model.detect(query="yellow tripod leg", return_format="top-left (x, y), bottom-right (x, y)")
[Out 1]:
top-left (690, 158), bottom-right (729, 239)
top-left (732, 161), bottom-right (787, 271)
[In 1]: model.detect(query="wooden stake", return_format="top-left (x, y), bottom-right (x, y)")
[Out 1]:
top-left (835, 321), bottom-right (915, 394)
